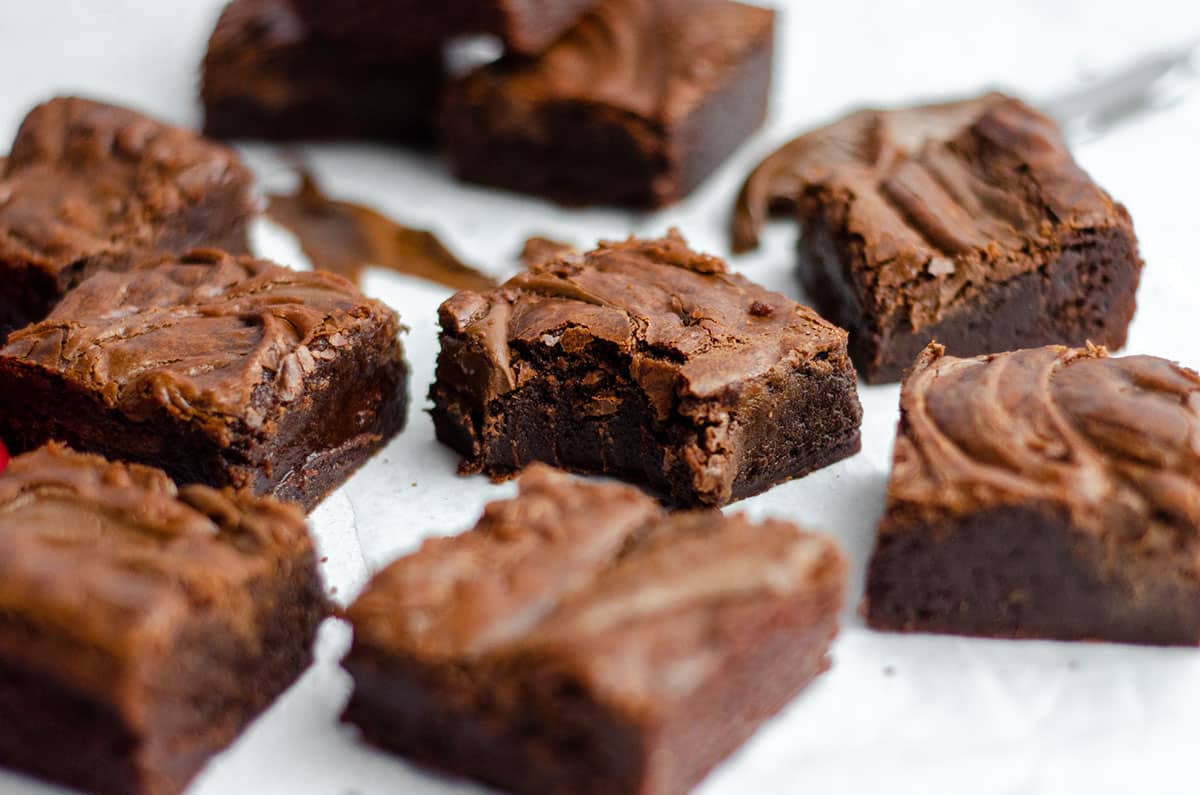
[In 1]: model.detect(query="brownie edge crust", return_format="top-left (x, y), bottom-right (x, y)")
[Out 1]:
top-left (343, 465), bottom-right (846, 795)
top-left (864, 344), bottom-right (1200, 645)
top-left (429, 232), bottom-right (862, 507)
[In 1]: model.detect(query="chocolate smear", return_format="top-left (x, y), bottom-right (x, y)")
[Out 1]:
top-left (519, 235), bottom-right (576, 267)
top-left (266, 169), bottom-right (496, 291)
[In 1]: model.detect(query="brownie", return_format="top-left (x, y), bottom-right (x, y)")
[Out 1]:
top-left (344, 464), bottom-right (846, 795)
top-left (0, 249), bottom-right (409, 511)
top-left (441, 0), bottom-right (775, 207)
top-left (430, 231), bottom-right (863, 507)
top-left (864, 343), bottom-right (1200, 645)
top-left (291, 0), bottom-right (599, 55)
top-left (732, 93), bottom-right (1145, 383)
top-left (0, 97), bottom-right (255, 338)
top-left (0, 443), bottom-right (327, 795)
top-left (201, 0), bottom-right (445, 143)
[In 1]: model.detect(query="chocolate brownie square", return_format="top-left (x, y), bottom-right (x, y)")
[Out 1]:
top-left (0, 443), bottom-right (327, 795)
top-left (201, 0), bottom-right (445, 143)
top-left (291, 0), bottom-right (599, 55)
top-left (864, 343), bottom-right (1200, 645)
top-left (430, 232), bottom-right (862, 507)
top-left (0, 97), bottom-right (255, 337)
top-left (344, 465), bottom-right (846, 795)
top-left (0, 249), bottom-right (408, 511)
top-left (733, 93), bottom-right (1144, 383)
top-left (441, 0), bottom-right (775, 207)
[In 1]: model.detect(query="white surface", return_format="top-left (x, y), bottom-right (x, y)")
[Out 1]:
top-left (2, 1), bottom-right (1200, 793)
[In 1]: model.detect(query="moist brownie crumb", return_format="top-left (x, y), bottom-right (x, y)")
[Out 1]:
top-left (0, 96), bottom-right (255, 337)
top-left (732, 93), bottom-right (1144, 383)
top-left (0, 249), bottom-right (409, 510)
top-left (430, 230), bottom-right (862, 507)
top-left (0, 443), bottom-right (327, 795)
top-left (343, 465), bottom-right (846, 795)
top-left (864, 343), bottom-right (1200, 645)
top-left (441, 0), bottom-right (775, 207)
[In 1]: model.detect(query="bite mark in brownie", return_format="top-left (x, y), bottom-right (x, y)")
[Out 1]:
top-left (0, 443), bottom-right (327, 795)
top-left (864, 343), bottom-right (1200, 645)
top-left (343, 465), bottom-right (846, 795)
top-left (201, 0), bottom-right (445, 143)
top-left (733, 93), bottom-right (1144, 383)
top-left (0, 249), bottom-right (409, 511)
top-left (430, 231), bottom-right (863, 507)
top-left (291, 0), bottom-right (600, 55)
top-left (441, 0), bottom-right (775, 207)
top-left (0, 97), bottom-right (255, 337)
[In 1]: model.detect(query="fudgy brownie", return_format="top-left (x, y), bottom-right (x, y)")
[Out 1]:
top-left (291, 0), bottom-right (598, 55)
top-left (344, 465), bottom-right (846, 795)
top-left (865, 343), bottom-right (1200, 645)
top-left (733, 93), bottom-right (1144, 383)
top-left (430, 232), bottom-right (862, 507)
top-left (0, 249), bottom-right (408, 511)
top-left (201, 0), bottom-right (445, 142)
top-left (441, 0), bottom-right (775, 207)
top-left (0, 443), bottom-right (327, 795)
top-left (0, 97), bottom-right (255, 337)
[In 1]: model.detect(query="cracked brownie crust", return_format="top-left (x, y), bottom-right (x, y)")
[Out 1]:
top-left (0, 97), bottom-right (255, 337)
top-left (733, 94), bottom-right (1144, 383)
top-left (0, 443), bottom-right (327, 795)
top-left (0, 249), bottom-right (409, 510)
top-left (344, 465), bottom-right (846, 795)
top-left (865, 343), bottom-right (1200, 644)
top-left (430, 232), bottom-right (862, 507)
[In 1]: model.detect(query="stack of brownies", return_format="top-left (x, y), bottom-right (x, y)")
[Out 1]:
top-left (1, 2), bottom-right (1199, 794)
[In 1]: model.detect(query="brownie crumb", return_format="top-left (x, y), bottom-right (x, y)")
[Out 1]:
top-left (749, 300), bottom-right (774, 317)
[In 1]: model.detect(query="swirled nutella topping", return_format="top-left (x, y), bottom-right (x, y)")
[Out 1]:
top-left (454, 0), bottom-right (775, 125)
top-left (888, 344), bottom-right (1200, 543)
top-left (1, 250), bottom-right (399, 436)
top-left (732, 94), bottom-right (1134, 330)
top-left (438, 231), bottom-right (847, 417)
top-left (0, 96), bottom-right (254, 282)
top-left (0, 443), bottom-right (311, 662)
top-left (349, 465), bottom-right (843, 702)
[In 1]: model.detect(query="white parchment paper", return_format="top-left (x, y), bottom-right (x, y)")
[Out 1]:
top-left (1, 1), bottom-right (1198, 793)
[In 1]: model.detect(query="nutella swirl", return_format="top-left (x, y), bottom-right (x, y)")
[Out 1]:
top-left (731, 95), bottom-right (1130, 330)
top-left (0, 444), bottom-right (311, 657)
top-left (889, 344), bottom-right (1200, 540)
top-left (349, 465), bottom-right (843, 699)
top-left (2, 250), bottom-right (398, 429)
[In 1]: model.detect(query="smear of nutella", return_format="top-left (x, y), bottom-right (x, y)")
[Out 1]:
top-left (266, 170), bottom-right (496, 292)
top-left (519, 236), bottom-right (576, 268)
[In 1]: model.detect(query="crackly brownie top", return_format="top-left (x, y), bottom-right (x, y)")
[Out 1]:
top-left (886, 343), bottom-right (1200, 553)
top-left (438, 231), bottom-right (847, 416)
top-left (454, 0), bottom-right (774, 125)
top-left (0, 96), bottom-right (253, 277)
top-left (0, 443), bottom-right (313, 662)
top-left (1, 249), bottom-right (399, 439)
top-left (732, 94), bottom-right (1135, 329)
top-left (349, 465), bottom-right (842, 705)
